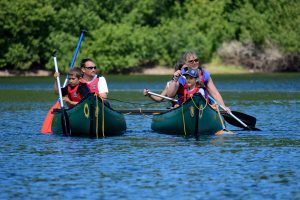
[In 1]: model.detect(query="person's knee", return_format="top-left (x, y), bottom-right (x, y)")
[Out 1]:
top-left (166, 81), bottom-right (179, 97)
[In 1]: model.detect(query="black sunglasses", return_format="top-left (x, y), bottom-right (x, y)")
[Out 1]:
top-left (187, 59), bottom-right (199, 63)
top-left (85, 66), bottom-right (96, 70)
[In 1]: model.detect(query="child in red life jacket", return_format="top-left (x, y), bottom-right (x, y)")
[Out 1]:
top-left (54, 67), bottom-right (90, 108)
top-left (180, 68), bottom-right (205, 103)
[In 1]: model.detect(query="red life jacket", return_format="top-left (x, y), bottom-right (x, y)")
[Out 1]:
top-left (65, 85), bottom-right (82, 108)
top-left (197, 69), bottom-right (205, 88)
top-left (182, 86), bottom-right (199, 102)
top-left (177, 84), bottom-right (186, 104)
top-left (80, 76), bottom-right (99, 94)
top-left (67, 85), bottom-right (82, 102)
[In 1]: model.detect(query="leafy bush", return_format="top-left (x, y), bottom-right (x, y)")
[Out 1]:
top-left (0, 0), bottom-right (299, 72)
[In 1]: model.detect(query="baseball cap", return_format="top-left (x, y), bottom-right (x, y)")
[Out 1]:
top-left (183, 68), bottom-right (198, 78)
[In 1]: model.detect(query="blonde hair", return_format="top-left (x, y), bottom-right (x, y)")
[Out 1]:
top-left (68, 67), bottom-right (82, 79)
top-left (182, 51), bottom-right (198, 63)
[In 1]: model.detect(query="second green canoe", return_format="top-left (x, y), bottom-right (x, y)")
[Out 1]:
top-left (151, 94), bottom-right (225, 137)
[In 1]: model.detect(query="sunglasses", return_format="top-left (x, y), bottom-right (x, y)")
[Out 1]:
top-left (85, 66), bottom-right (97, 70)
top-left (187, 59), bottom-right (199, 63)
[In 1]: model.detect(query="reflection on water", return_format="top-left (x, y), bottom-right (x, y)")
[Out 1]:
top-left (0, 74), bottom-right (300, 199)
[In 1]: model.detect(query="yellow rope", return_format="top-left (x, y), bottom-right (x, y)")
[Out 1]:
top-left (101, 96), bottom-right (105, 137)
top-left (181, 104), bottom-right (187, 137)
top-left (95, 94), bottom-right (99, 139)
top-left (216, 105), bottom-right (226, 130)
top-left (190, 94), bottom-right (208, 111)
top-left (186, 95), bottom-right (209, 137)
top-left (215, 105), bottom-right (233, 135)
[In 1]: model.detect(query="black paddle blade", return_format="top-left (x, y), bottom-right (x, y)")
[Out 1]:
top-left (61, 108), bottom-right (71, 136)
top-left (221, 111), bottom-right (260, 131)
top-left (231, 111), bottom-right (256, 127)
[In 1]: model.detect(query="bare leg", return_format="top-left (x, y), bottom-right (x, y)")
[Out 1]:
top-left (166, 80), bottom-right (179, 98)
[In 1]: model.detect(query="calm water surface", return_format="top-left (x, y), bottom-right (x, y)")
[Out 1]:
top-left (0, 73), bottom-right (299, 199)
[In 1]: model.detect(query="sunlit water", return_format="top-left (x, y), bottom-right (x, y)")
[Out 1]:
top-left (0, 74), bottom-right (299, 199)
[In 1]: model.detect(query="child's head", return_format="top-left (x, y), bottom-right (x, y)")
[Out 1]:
top-left (68, 67), bottom-right (82, 86)
top-left (183, 68), bottom-right (198, 88)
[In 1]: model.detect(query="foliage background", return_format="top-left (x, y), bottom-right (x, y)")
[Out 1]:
top-left (0, 0), bottom-right (299, 73)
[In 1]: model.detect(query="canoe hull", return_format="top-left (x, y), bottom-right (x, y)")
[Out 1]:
top-left (151, 94), bottom-right (224, 137)
top-left (52, 94), bottom-right (126, 137)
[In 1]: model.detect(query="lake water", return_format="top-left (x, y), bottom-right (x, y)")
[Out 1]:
top-left (0, 73), bottom-right (299, 199)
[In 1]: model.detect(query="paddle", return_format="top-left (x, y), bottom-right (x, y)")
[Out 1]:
top-left (148, 91), bottom-right (178, 103)
top-left (117, 109), bottom-right (169, 115)
top-left (220, 111), bottom-right (257, 129)
top-left (41, 30), bottom-right (86, 134)
top-left (53, 51), bottom-right (71, 135)
top-left (208, 95), bottom-right (261, 131)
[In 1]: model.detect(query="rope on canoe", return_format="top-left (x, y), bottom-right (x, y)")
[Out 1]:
top-left (95, 94), bottom-right (99, 139)
top-left (181, 105), bottom-right (187, 137)
top-left (215, 105), bottom-right (234, 135)
top-left (216, 105), bottom-right (226, 130)
top-left (101, 96), bottom-right (105, 137)
top-left (190, 94), bottom-right (208, 112)
top-left (182, 95), bottom-right (209, 137)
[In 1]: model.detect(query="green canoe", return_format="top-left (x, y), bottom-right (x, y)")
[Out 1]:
top-left (151, 94), bottom-right (225, 137)
top-left (52, 93), bottom-right (126, 138)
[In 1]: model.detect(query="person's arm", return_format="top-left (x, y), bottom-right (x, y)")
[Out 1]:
top-left (53, 72), bottom-right (59, 94)
top-left (97, 76), bottom-right (108, 99)
top-left (62, 96), bottom-right (77, 106)
top-left (165, 69), bottom-right (183, 98)
top-left (79, 83), bottom-right (90, 98)
top-left (206, 78), bottom-right (230, 112)
top-left (144, 88), bottom-right (168, 102)
top-left (53, 72), bottom-right (67, 96)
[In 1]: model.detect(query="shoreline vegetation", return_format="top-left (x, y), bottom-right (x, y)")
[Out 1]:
top-left (1, 1), bottom-right (299, 74)
top-left (0, 64), bottom-right (249, 77)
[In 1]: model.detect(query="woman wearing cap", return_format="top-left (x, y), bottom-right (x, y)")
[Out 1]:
top-left (171, 51), bottom-right (230, 112)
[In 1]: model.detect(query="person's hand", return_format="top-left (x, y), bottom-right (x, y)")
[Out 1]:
top-left (62, 96), bottom-right (70, 102)
top-left (223, 106), bottom-right (231, 113)
top-left (143, 89), bottom-right (150, 96)
top-left (211, 103), bottom-right (218, 110)
top-left (172, 70), bottom-right (181, 81)
top-left (172, 104), bottom-right (180, 109)
top-left (54, 72), bottom-right (60, 78)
